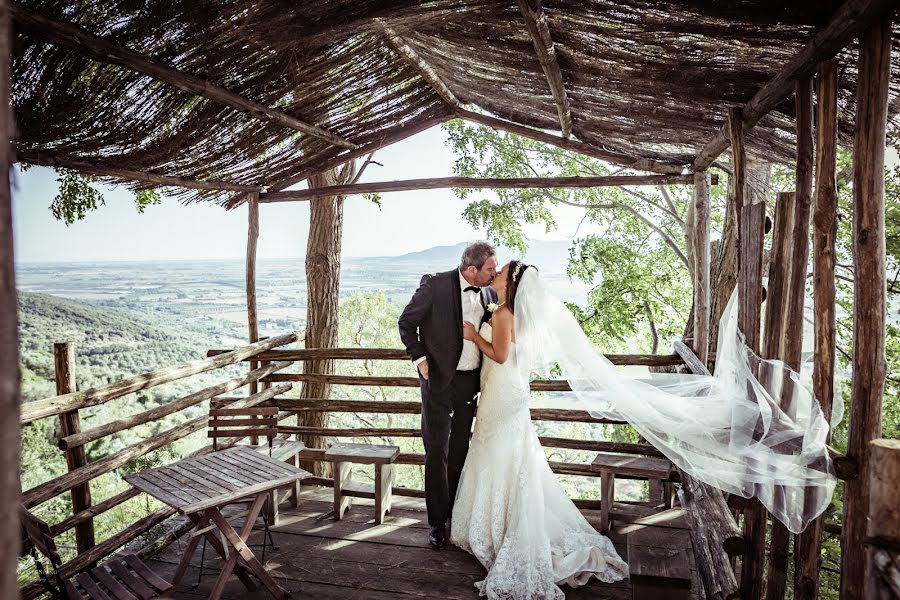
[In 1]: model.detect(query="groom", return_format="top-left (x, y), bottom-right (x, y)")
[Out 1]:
top-left (398, 241), bottom-right (498, 549)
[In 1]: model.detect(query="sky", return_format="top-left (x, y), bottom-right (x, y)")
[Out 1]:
top-left (11, 125), bottom-right (594, 263)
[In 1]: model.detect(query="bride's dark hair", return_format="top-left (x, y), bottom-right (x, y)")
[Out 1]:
top-left (506, 261), bottom-right (534, 313)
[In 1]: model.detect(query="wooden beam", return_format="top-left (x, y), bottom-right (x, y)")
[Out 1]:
top-left (206, 346), bottom-right (687, 367)
top-left (261, 174), bottom-right (709, 202)
top-left (455, 108), bottom-right (690, 174)
top-left (16, 149), bottom-right (263, 192)
top-left (794, 59), bottom-right (839, 600)
top-left (20, 332), bottom-right (297, 423)
top-left (53, 342), bottom-right (95, 554)
top-left (515, 0), bottom-right (572, 137)
top-left (732, 105), bottom-right (769, 600)
top-left (11, 3), bottom-right (356, 150)
top-left (246, 192), bottom-right (260, 399)
top-left (693, 0), bottom-right (897, 170)
top-left (842, 16), bottom-right (891, 600)
top-left (0, 0), bottom-right (21, 595)
top-left (378, 23), bottom-right (462, 109)
top-left (691, 171), bottom-right (711, 366)
top-left (224, 111), bottom-right (453, 210)
top-left (766, 77), bottom-right (814, 600)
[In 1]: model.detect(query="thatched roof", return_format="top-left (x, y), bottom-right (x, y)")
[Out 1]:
top-left (10, 1), bottom-right (900, 207)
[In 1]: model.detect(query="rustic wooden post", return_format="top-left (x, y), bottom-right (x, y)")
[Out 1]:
top-left (866, 439), bottom-right (900, 598)
top-left (794, 59), bottom-right (839, 600)
top-left (0, 1), bottom-right (22, 595)
top-left (730, 107), bottom-right (768, 600)
top-left (247, 191), bottom-right (260, 396)
top-left (841, 16), bottom-right (891, 600)
top-left (764, 75), bottom-right (814, 600)
top-left (246, 191), bottom-right (260, 444)
top-left (692, 171), bottom-right (711, 366)
top-left (53, 342), bottom-right (95, 554)
top-left (762, 192), bottom-right (795, 360)
top-left (301, 162), bottom-right (357, 475)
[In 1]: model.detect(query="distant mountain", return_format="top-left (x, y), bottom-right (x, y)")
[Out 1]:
top-left (353, 239), bottom-right (575, 274)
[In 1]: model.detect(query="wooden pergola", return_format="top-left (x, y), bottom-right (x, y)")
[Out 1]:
top-left (1, 1), bottom-right (899, 599)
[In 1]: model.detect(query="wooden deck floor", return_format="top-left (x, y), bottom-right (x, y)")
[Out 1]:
top-left (145, 487), bottom-right (701, 599)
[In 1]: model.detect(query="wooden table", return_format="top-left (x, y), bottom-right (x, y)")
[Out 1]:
top-left (125, 445), bottom-right (312, 600)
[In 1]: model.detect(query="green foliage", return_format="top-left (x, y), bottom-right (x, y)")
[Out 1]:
top-left (48, 171), bottom-right (165, 224)
top-left (51, 172), bottom-right (105, 226)
top-left (443, 118), bottom-right (725, 353)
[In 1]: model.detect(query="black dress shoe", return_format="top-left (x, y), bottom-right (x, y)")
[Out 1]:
top-left (429, 524), bottom-right (448, 549)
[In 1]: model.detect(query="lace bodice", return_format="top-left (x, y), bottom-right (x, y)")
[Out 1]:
top-left (451, 324), bottom-right (628, 599)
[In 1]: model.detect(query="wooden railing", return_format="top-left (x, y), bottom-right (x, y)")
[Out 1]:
top-left (18, 332), bottom-right (298, 600)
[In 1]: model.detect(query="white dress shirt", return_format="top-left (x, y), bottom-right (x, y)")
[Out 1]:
top-left (456, 271), bottom-right (485, 371)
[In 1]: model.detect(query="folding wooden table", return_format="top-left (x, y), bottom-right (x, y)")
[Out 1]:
top-left (126, 445), bottom-right (311, 600)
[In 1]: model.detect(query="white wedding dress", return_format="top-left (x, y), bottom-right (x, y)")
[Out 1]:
top-left (450, 322), bottom-right (628, 600)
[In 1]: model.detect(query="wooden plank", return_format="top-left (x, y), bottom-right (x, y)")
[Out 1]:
top-left (59, 361), bottom-right (291, 450)
top-left (208, 427), bottom-right (277, 438)
top-left (207, 346), bottom-right (685, 367)
top-left (53, 341), bottom-right (95, 554)
top-left (842, 16), bottom-right (892, 600)
top-left (325, 443), bottom-right (400, 464)
top-left (106, 558), bottom-right (155, 599)
top-left (75, 572), bottom-right (114, 600)
top-left (22, 332), bottom-right (297, 424)
top-left (692, 0), bottom-right (898, 170)
top-left (262, 174), bottom-right (705, 202)
top-left (121, 555), bottom-right (172, 592)
top-left (208, 418), bottom-right (277, 427)
top-left (591, 452), bottom-right (672, 478)
top-left (209, 406), bottom-right (280, 416)
top-left (17, 150), bottom-right (262, 193)
top-left (673, 340), bottom-right (711, 376)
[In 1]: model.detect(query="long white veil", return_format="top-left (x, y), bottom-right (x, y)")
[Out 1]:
top-left (513, 267), bottom-right (835, 534)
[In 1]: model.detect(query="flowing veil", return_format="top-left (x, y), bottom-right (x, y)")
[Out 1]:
top-left (513, 267), bottom-right (835, 534)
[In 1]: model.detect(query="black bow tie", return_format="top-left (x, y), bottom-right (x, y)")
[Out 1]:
top-left (464, 286), bottom-right (480, 293)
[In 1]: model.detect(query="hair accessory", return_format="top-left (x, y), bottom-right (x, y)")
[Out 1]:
top-left (512, 262), bottom-right (526, 283)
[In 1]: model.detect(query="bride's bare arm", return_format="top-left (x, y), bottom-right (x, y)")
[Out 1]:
top-left (463, 308), bottom-right (514, 364)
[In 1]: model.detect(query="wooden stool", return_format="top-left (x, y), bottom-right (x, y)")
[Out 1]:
top-left (591, 452), bottom-right (674, 534)
top-left (325, 443), bottom-right (400, 524)
top-left (627, 526), bottom-right (692, 599)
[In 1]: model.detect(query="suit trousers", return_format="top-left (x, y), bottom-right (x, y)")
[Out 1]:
top-left (420, 369), bottom-right (479, 527)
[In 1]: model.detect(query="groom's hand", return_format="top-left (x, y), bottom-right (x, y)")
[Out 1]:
top-left (417, 360), bottom-right (430, 380)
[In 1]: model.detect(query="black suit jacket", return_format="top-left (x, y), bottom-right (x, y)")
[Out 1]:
top-left (398, 269), bottom-right (497, 393)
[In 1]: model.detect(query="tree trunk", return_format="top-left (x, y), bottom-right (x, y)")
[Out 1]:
top-left (0, 1), bottom-right (21, 595)
top-left (301, 162), bottom-right (357, 475)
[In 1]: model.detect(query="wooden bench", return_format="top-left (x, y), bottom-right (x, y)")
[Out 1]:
top-left (20, 506), bottom-right (173, 599)
top-left (325, 443), bottom-right (400, 524)
top-left (627, 525), bottom-right (692, 600)
top-left (592, 452), bottom-right (675, 533)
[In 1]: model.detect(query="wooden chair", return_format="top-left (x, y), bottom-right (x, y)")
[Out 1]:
top-left (20, 506), bottom-right (173, 599)
top-left (627, 525), bottom-right (692, 599)
top-left (196, 406), bottom-right (283, 587)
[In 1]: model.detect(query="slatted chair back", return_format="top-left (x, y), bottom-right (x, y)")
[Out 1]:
top-left (19, 506), bottom-right (80, 599)
top-left (208, 406), bottom-right (278, 453)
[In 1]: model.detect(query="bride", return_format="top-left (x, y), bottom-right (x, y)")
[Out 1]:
top-left (451, 260), bottom-right (628, 599)
top-left (450, 260), bottom-right (835, 599)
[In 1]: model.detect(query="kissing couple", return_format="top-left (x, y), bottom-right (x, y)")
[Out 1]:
top-left (398, 241), bottom-right (628, 599)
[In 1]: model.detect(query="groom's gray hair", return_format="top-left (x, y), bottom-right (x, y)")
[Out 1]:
top-left (460, 241), bottom-right (496, 270)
